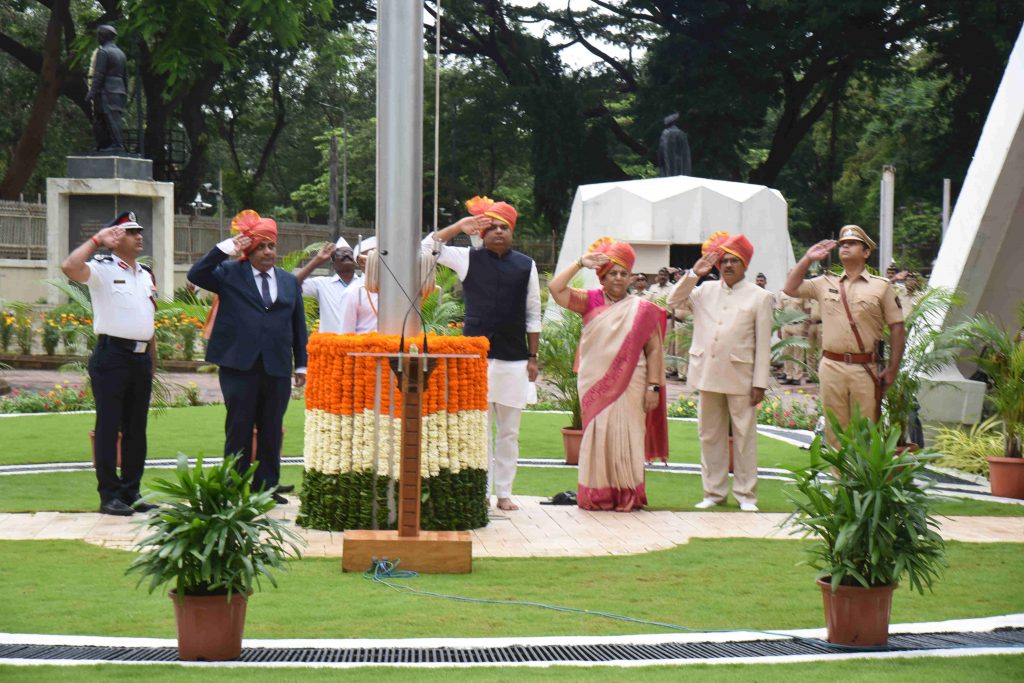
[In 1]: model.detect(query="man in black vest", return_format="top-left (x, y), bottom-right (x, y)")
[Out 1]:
top-left (423, 198), bottom-right (541, 511)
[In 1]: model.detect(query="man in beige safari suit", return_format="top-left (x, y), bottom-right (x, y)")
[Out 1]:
top-left (669, 233), bottom-right (773, 511)
top-left (783, 225), bottom-right (905, 446)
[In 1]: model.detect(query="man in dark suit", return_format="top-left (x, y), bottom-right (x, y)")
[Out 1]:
top-left (187, 211), bottom-right (307, 503)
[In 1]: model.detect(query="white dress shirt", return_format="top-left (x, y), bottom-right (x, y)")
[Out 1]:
top-left (302, 273), bottom-right (362, 334)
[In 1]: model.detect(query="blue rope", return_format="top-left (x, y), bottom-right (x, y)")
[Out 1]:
top-left (363, 559), bottom-right (1021, 654)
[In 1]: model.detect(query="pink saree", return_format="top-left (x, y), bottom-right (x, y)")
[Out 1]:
top-left (570, 289), bottom-right (667, 511)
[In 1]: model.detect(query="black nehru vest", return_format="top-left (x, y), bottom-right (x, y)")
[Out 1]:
top-left (462, 248), bottom-right (533, 360)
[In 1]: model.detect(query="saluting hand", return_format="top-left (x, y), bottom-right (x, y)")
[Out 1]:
top-left (96, 226), bottom-right (124, 249)
top-left (806, 240), bottom-right (837, 262)
top-left (692, 250), bottom-right (721, 277)
top-left (232, 234), bottom-right (253, 254)
top-left (457, 215), bottom-right (490, 236)
top-left (315, 242), bottom-right (337, 263)
top-left (580, 253), bottom-right (609, 269)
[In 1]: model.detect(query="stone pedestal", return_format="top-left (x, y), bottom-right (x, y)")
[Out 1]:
top-left (46, 156), bottom-right (174, 306)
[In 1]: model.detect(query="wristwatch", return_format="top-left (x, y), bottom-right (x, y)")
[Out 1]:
top-left (648, 384), bottom-right (660, 393)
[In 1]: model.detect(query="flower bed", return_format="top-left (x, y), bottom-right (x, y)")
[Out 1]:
top-left (297, 332), bottom-right (490, 532)
top-left (0, 381), bottom-right (93, 413)
top-left (666, 389), bottom-right (820, 430)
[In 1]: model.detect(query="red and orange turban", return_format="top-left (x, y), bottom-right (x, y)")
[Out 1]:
top-left (231, 210), bottom-right (278, 259)
top-left (587, 237), bottom-right (636, 278)
top-left (465, 195), bottom-right (518, 231)
top-left (702, 231), bottom-right (754, 267)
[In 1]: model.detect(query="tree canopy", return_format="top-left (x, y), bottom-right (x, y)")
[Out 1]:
top-left (0, 0), bottom-right (1020, 266)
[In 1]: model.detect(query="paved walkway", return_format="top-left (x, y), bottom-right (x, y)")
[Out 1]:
top-left (1, 494), bottom-right (1019, 558)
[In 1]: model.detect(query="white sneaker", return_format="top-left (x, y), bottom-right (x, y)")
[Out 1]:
top-left (694, 499), bottom-right (719, 509)
top-left (739, 502), bottom-right (759, 512)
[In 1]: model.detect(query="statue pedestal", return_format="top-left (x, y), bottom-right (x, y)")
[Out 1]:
top-left (46, 156), bottom-right (174, 306)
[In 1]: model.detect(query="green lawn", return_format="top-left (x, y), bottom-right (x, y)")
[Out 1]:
top-left (1, 406), bottom-right (1018, 516)
top-left (0, 463), bottom-right (1019, 517)
top-left (1, 539), bottom-right (1020, 640)
top-left (1, 656), bottom-right (1022, 682)
top-left (0, 407), bottom-right (804, 469)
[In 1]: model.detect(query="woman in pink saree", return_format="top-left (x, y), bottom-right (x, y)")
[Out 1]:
top-left (548, 238), bottom-right (667, 511)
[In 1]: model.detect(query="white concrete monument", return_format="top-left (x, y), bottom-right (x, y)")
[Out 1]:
top-left (919, 26), bottom-right (1024, 424)
top-left (553, 176), bottom-right (794, 291)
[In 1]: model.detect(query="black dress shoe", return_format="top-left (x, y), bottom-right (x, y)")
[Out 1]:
top-left (271, 492), bottom-right (289, 505)
top-left (99, 499), bottom-right (135, 516)
top-left (276, 484), bottom-right (295, 494)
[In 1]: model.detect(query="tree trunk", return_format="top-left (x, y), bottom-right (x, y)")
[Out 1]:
top-left (0, 1), bottom-right (69, 199)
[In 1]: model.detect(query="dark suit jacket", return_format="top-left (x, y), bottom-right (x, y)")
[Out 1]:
top-left (188, 248), bottom-right (308, 378)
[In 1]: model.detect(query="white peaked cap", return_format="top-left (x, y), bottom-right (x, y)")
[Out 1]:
top-left (335, 236), bottom-right (351, 249)
top-left (354, 236), bottom-right (377, 259)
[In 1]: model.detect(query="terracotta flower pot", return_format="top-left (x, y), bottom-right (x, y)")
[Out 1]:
top-left (170, 590), bottom-right (249, 661)
top-left (988, 456), bottom-right (1024, 500)
top-left (817, 578), bottom-right (896, 646)
top-left (560, 427), bottom-right (582, 466)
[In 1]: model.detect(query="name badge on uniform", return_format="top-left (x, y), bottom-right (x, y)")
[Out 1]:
top-left (114, 279), bottom-right (126, 284)
top-left (828, 288), bottom-right (838, 293)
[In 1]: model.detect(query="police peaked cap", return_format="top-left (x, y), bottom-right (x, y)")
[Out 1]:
top-left (106, 211), bottom-right (143, 230)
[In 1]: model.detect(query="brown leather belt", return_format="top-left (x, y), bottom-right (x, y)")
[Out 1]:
top-left (823, 350), bottom-right (875, 364)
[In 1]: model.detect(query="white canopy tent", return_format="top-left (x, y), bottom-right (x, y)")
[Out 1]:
top-left (553, 176), bottom-right (794, 292)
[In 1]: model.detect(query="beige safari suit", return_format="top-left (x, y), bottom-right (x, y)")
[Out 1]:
top-left (797, 272), bottom-right (903, 444)
top-left (669, 273), bottom-right (774, 505)
top-left (777, 292), bottom-right (808, 382)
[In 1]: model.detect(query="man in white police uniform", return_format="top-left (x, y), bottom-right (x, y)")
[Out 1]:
top-left (61, 211), bottom-right (157, 516)
top-left (295, 236), bottom-right (361, 334)
top-left (423, 198), bottom-right (540, 512)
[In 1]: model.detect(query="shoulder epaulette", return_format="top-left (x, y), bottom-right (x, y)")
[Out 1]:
top-left (139, 263), bottom-right (153, 273)
top-left (92, 254), bottom-right (113, 263)
top-left (869, 274), bottom-right (889, 282)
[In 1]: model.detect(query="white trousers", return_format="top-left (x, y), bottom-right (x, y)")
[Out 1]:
top-left (487, 402), bottom-right (522, 498)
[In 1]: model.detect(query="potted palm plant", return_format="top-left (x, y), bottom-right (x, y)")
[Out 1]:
top-left (883, 287), bottom-right (966, 449)
top-left (953, 304), bottom-right (1024, 498)
top-left (127, 454), bottom-right (303, 661)
top-left (786, 410), bottom-right (946, 646)
top-left (538, 310), bottom-right (583, 464)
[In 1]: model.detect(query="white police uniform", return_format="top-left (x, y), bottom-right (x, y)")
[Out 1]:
top-left (85, 211), bottom-right (157, 514)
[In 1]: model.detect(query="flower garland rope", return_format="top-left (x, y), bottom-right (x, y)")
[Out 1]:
top-left (298, 332), bottom-right (490, 531)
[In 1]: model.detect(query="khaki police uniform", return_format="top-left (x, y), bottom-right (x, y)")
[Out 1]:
top-left (777, 292), bottom-right (808, 383)
top-left (796, 267), bottom-right (902, 445)
top-left (805, 297), bottom-right (822, 376)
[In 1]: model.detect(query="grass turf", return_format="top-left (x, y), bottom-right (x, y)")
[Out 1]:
top-left (1, 656), bottom-right (1022, 681)
top-left (0, 463), bottom-right (1019, 517)
top-left (0, 539), bottom-right (1021, 639)
top-left (0, 407), bottom-right (802, 469)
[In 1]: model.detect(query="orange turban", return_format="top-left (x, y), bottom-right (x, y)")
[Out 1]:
top-left (701, 231), bottom-right (753, 266)
top-left (231, 210), bottom-right (278, 259)
top-left (465, 195), bottom-right (518, 231)
top-left (587, 237), bottom-right (636, 278)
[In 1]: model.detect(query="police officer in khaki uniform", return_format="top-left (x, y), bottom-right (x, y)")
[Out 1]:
top-left (777, 291), bottom-right (808, 385)
top-left (62, 211), bottom-right (157, 515)
top-left (783, 225), bottom-right (905, 445)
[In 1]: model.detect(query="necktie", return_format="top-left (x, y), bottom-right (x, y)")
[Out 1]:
top-left (259, 272), bottom-right (272, 308)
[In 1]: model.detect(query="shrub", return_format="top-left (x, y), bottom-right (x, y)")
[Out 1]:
top-left (933, 416), bottom-right (1003, 476)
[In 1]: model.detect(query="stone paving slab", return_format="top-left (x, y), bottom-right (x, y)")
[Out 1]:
top-left (0, 495), bottom-right (1021, 558)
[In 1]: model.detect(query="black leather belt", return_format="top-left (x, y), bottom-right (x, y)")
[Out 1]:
top-left (98, 334), bottom-right (149, 353)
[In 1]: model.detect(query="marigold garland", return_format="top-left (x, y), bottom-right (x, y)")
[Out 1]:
top-left (299, 332), bottom-right (490, 532)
